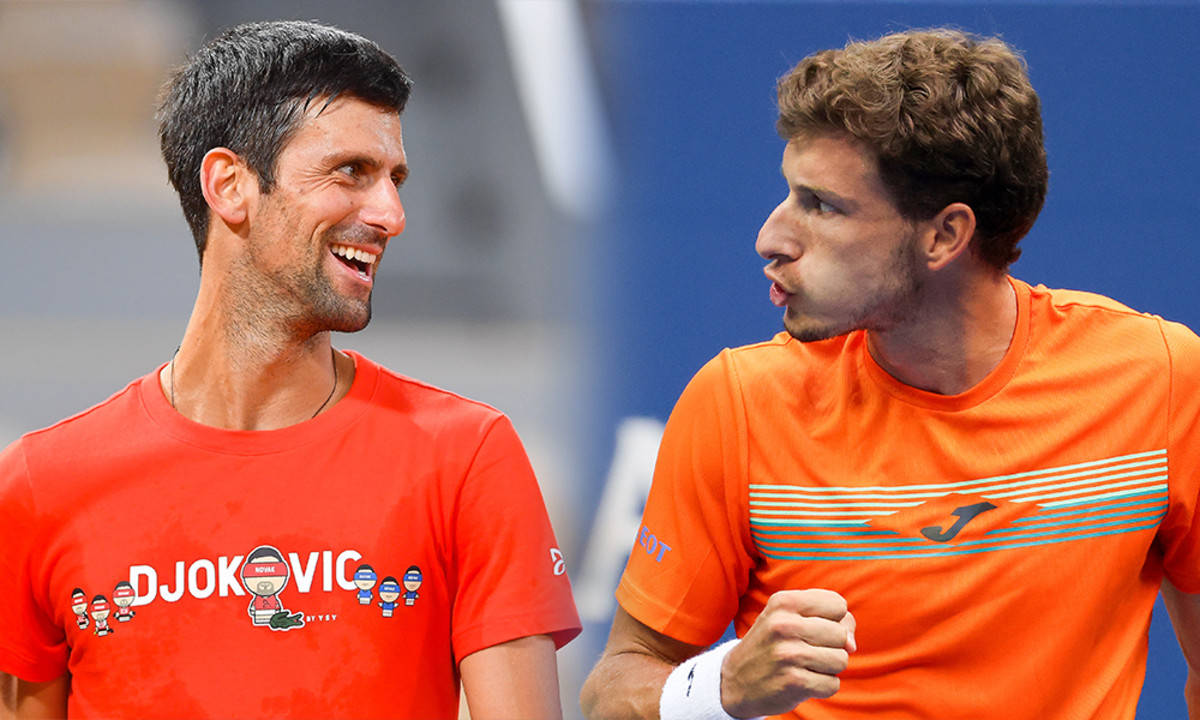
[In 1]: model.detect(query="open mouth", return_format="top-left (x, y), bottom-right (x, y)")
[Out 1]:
top-left (331, 243), bottom-right (378, 281)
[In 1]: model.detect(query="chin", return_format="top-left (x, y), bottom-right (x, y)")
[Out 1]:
top-left (329, 308), bottom-right (372, 334)
top-left (783, 313), bottom-right (849, 344)
top-left (312, 292), bottom-right (373, 334)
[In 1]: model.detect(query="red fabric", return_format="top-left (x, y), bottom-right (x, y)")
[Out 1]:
top-left (619, 280), bottom-right (1200, 719)
top-left (0, 351), bottom-right (580, 718)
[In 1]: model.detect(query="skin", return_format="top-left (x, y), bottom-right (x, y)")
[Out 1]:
top-left (1, 96), bottom-right (563, 718)
top-left (161, 96), bottom-right (410, 432)
top-left (757, 134), bottom-right (1015, 396)
top-left (583, 132), bottom-right (1200, 717)
top-left (460, 635), bottom-right (563, 720)
top-left (1163, 582), bottom-right (1200, 719)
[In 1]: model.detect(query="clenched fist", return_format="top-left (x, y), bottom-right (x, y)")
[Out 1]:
top-left (720, 589), bottom-right (856, 717)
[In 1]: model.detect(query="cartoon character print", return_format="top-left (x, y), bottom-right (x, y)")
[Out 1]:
top-left (377, 577), bottom-right (400, 617)
top-left (402, 565), bottom-right (422, 606)
top-left (112, 581), bottom-right (137, 622)
top-left (70, 588), bottom-right (89, 630)
top-left (352, 564), bottom-right (377, 605)
top-left (239, 545), bottom-right (304, 631)
top-left (90, 595), bottom-right (114, 636)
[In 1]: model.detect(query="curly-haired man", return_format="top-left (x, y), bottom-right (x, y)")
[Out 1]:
top-left (584, 28), bottom-right (1200, 720)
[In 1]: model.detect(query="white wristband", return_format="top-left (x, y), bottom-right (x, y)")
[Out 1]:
top-left (659, 639), bottom-right (764, 720)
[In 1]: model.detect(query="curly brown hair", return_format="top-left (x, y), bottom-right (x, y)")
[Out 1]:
top-left (777, 29), bottom-right (1048, 271)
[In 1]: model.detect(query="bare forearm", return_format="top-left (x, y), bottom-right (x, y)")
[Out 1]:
top-left (1187, 671), bottom-right (1200, 720)
top-left (580, 650), bottom-right (673, 720)
top-left (0, 674), bottom-right (68, 719)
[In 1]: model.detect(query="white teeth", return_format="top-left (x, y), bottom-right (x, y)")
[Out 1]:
top-left (331, 244), bottom-right (378, 265)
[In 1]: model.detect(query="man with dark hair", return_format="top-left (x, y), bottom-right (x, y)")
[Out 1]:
top-left (0, 20), bottom-right (579, 718)
top-left (582, 28), bottom-right (1200, 719)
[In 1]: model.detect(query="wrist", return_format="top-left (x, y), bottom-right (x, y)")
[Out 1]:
top-left (659, 639), bottom-right (764, 720)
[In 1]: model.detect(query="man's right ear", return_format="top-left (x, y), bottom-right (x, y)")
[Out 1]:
top-left (199, 147), bottom-right (251, 227)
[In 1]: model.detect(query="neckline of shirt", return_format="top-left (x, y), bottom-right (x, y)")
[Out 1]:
top-left (138, 349), bottom-right (378, 455)
top-left (857, 276), bottom-right (1032, 412)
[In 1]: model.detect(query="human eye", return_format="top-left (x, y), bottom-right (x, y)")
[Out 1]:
top-left (796, 190), bottom-right (838, 215)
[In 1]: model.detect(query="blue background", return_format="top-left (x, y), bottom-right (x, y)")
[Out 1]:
top-left (590, 3), bottom-right (1199, 715)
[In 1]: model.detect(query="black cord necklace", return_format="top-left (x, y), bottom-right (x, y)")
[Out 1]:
top-left (169, 347), bottom-right (338, 420)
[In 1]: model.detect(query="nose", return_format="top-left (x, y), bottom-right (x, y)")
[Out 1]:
top-left (755, 200), bottom-right (796, 262)
top-left (361, 178), bottom-right (407, 237)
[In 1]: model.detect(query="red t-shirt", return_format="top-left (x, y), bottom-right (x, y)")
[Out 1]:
top-left (0, 351), bottom-right (580, 718)
top-left (618, 280), bottom-right (1200, 719)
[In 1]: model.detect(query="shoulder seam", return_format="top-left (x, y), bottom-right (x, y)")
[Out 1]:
top-left (374, 364), bottom-right (504, 416)
top-left (1157, 317), bottom-right (1176, 517)
top-left (1041, 290), bottom-right (1156, 321)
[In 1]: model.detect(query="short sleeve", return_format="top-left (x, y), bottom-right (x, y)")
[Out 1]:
top-left (1158, 320), bottom-right (1200, 592)
top-left (0, 439), bottom-right (69, 681)
top-left (450, 415), bottom-right (581, 662)
top-left (615, 351), bottom-right (755, 647)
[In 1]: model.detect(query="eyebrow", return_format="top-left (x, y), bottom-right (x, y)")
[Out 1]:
top-left (780, 165), bottom-right (858, 212)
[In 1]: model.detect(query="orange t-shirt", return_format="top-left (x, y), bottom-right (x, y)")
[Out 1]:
top-left (0, 351), bottom-right (580, 718)
top-left (617, 279), bottom-right (1200, 719)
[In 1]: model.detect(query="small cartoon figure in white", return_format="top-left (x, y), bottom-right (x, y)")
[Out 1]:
top-left (352, 564), bottom-right (377, 605)
top-left (113, 581), bottom-right (137, 622)
top-left (70, 588), bottom-right (89, 630)
top-left (90, 595), bottom-right (114, 637)
top-left (402, 565), bottom-right (422, 606)
top-left (377, 577), bottom-right (400, 617)
top-left (239, 544), bottom-right (304, 631)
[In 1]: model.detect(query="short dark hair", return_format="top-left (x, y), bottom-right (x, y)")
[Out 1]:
top-left (777, 29), bottom-right (1048, 271)
top-left (158, 20), bottom-right (413, 262)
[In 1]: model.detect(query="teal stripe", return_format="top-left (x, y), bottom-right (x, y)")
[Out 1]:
top-left (1016, 492), bottom-right (1168, 522)
top-left (759, 518), bottom-right (1162, 561)
top-left (1007, 503), bottom-right (1167, 530)
top-left (1042, 484), bottom-right (1168, 509)
top-left (987, 508), bottom-right (1165, 536)
top-left (756, 512), bottom-right (1165, 555)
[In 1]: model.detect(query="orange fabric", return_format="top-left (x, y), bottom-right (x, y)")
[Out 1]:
top-left (617, 279), bottom-right (1200, 719)
top-left (0, 351), bottom-right (580, 718)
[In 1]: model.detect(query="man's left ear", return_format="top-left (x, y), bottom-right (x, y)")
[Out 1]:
top-left (921, 202), bottom-right (977, 271)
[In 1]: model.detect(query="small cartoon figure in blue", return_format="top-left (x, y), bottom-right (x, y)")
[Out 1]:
top-left (352, 564), bottom-right (377, 605)
top-left (377, 576), bottom-right (400, 617)
top-left (90, 595), bottom-right (114, 637)
top-left (402, 565), bottom-right (422, 606)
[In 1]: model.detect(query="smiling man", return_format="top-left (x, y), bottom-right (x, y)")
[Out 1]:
top-left (0, 20), bottom-right (579, 719)
top-left (582, 29), bottom-right (1200, 720)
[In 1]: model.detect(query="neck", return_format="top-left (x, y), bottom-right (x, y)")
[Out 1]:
top-left (866, 271), bottom-right (1016, 396)
top-left (160, 274), bottom-right (351, 431)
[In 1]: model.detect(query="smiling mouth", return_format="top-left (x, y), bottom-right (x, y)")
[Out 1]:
top-left (330, 243), bottom-right (379, 280)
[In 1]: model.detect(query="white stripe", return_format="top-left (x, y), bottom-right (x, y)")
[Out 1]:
top-left (1040, 484), bottom-right (1168, 509)
top-left (749, 500), bottom-right (922, 509)
top-left (751, 490), bottom-right (955, 502)
top-left (751, 519), bottom-right (870, 527)
top-left (1009, 476), bottom-right (1167, 504)
top-left (985, 469), bottom-right (1166, 500)
top-left (749, 509), bottom-right (891, 518)
top-left (748, 450), bottom-right (1166, 497)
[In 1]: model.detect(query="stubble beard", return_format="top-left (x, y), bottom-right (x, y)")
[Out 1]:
top-left (783, 240), bottom-right (925, 343)
top-left (239, 224), bottom-right (376, 342)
